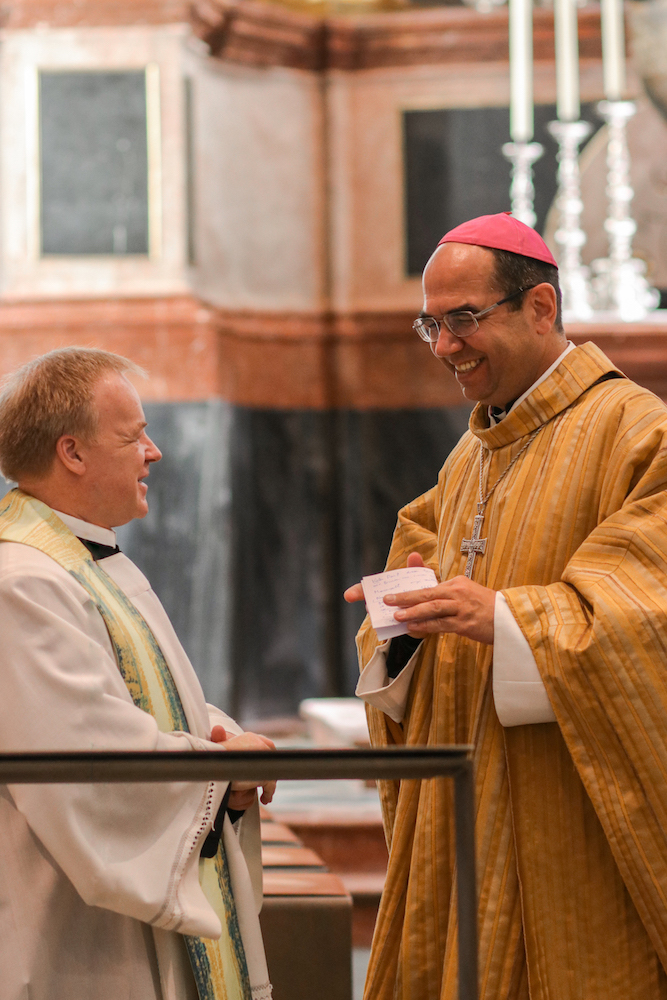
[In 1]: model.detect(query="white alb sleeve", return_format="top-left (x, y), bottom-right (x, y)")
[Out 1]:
top-left (355, 639), bottom-right (421, 724)
top-left (493, 593), bottom-right (556, 727)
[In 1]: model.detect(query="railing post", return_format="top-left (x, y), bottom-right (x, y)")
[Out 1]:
top-left (454, 761), bottom-right (479, 1000)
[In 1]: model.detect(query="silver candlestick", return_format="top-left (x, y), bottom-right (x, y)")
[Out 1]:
top-left (590, 100), bottom-right (659, 320)
top-left (502, 141), bottom-right (544, 228)
top-left (547, 119), bottom-right (593, 321)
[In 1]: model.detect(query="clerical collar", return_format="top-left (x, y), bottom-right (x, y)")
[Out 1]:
top-left (488, 341), bottom-right (576, 425)
top-left (489, 401), bottom-right (516, 423)
top-left (52, 509), bottom-right (118, 548)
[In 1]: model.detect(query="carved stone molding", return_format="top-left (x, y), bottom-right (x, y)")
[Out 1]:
top-left (328, 6), bottom-right (603, 71)
top-left (191, 0), bottom-right (327, 71)
top-left (0, 0), bottom-right (190, 27)
top-left (0, 297), bottom-right (664, 409)
top-left (0, 2), bottom-right (610, 72)
top-left (191, 0), bottom-right (606, 73)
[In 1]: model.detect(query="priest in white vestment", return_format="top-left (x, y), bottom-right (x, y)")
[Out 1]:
top-left (0, 347), bottom-right (274, 1000)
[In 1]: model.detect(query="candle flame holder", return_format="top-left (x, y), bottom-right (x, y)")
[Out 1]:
top-left (590, 100), bottom-right (659, 320)
top-left (502, 141), bottom-right (544, 229)
top-left (547, 119), bottom-right (594, 321)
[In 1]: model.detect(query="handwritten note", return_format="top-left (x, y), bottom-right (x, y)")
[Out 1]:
top-left (361, 566), bottom-right (438, 640)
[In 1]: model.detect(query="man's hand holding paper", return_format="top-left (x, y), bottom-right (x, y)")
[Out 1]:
top-left (345, 551), bottom-right (496, 644)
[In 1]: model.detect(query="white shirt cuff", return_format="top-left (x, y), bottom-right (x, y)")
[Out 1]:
top-left (493, 593), bottom-right (556, 727)
top-left (355, 639), bottom-right (421, 724)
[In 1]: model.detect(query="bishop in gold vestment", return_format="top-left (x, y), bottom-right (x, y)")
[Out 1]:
top-left (350, 216), bottom-right (667, 1000)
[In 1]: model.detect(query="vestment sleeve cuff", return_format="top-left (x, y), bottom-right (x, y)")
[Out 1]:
top-left (493, 593), bottom-right (556, 727)
top-left (356, 639), bottom-right (421, 724)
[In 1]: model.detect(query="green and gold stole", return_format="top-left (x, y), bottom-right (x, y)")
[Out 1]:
top-left (0, 488), bottom-right (251, 1000)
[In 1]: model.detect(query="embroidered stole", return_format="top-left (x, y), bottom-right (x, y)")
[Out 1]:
top-left (0, 489), bottom-right (251, 1000)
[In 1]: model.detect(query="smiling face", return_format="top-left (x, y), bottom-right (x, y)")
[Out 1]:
top-left (422, 242), bottom-right (563, 407)
top-left (78, 372), bottom-right (162, 527)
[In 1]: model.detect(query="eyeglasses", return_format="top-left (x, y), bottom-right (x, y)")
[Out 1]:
top-left (412, 285), bottom-right (538, 342)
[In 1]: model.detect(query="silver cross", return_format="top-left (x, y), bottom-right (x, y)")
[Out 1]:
top-left (461, 508), bottom-right (487, 579)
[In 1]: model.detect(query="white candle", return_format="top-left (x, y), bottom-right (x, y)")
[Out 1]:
top-left (601, 0), bottom-right (626, 100)
top-left (509, 0), bottom-right (534, 142)
top-left (554, 0), bottom-right (580, 121)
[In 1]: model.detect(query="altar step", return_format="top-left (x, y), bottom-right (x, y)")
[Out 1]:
top-left (260, 814), bottom-right (353, 1000)
top-left (265, 811), bottom-right (388, 948)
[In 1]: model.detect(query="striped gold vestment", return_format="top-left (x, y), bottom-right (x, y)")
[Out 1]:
top-left (359, 342), bottom-right (667, 1000)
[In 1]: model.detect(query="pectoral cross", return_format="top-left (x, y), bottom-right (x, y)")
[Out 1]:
top-left (461, 505), bottom-right (487, 579)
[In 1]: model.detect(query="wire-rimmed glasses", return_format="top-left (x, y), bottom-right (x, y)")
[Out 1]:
top-left (413, 285), bottom-right (538, 342)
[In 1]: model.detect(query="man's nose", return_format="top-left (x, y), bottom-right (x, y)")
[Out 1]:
top-left (146, 436), bottom-right (162, 463)
top-left (431, 325), bottom-right (465, 359)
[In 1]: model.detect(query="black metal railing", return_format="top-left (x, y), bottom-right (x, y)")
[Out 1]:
top-left (0, 745), bottom-right (478, 1000)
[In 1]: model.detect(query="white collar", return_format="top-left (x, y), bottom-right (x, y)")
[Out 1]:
top-left (52, 509), bottom-right (118, 548)
top-left (489, 341), bottom-right (576, 424)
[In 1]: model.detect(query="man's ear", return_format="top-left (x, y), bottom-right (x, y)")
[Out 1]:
top-left (55, 435), bottom-right (86, 476)
top-left (530, 283), bottom-right (558, 334)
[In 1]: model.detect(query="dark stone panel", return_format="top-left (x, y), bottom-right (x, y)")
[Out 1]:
top-left (403, 102), bottom-right (602, 276)
top-left (229, 409), bottom-right (333, 722)
top-left (40, 70), bottom-right (149, 256)
top-left (117, 400), bottom-right (233, 709)
top-left (230, 405), bottom-right (471, 718)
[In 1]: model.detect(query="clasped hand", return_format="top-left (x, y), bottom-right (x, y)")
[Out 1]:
top-left (343, 552), bottom-right (496, 645)
top-left (209, 726), bottom-right (277, 810)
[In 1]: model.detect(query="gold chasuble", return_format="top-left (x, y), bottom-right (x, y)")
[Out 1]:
top-left (358, 343), bottom-right (667, 1000)
top-left (0, 490), bottom-right (251, 1000)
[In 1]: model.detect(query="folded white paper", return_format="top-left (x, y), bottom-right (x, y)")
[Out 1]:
top-left (361, 567), bottom-right (438, 640)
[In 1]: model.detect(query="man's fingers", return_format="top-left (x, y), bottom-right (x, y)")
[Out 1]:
top-left (344, 583), bottom-right (365, 603)
top-left (254, 733), bottom-right (276, 751)
top-left (406, 552), bottom-right (426, 568)
top-left (405, 613), bottom-right (466, 636)
top-left (384, 586), bottom-right (449, 608)
top-left (260, 781), bottom-right (277, 805)
top-left (228, 781), bottom-right (276, 811)
top-left (229, 788), bottom-right (257, 811)
top-left (208, 731), bottom-right (278, 811)
top-left (394, 599), bottom-right (457, 622)
top-left (223, 731), bottom-right (276, 752)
